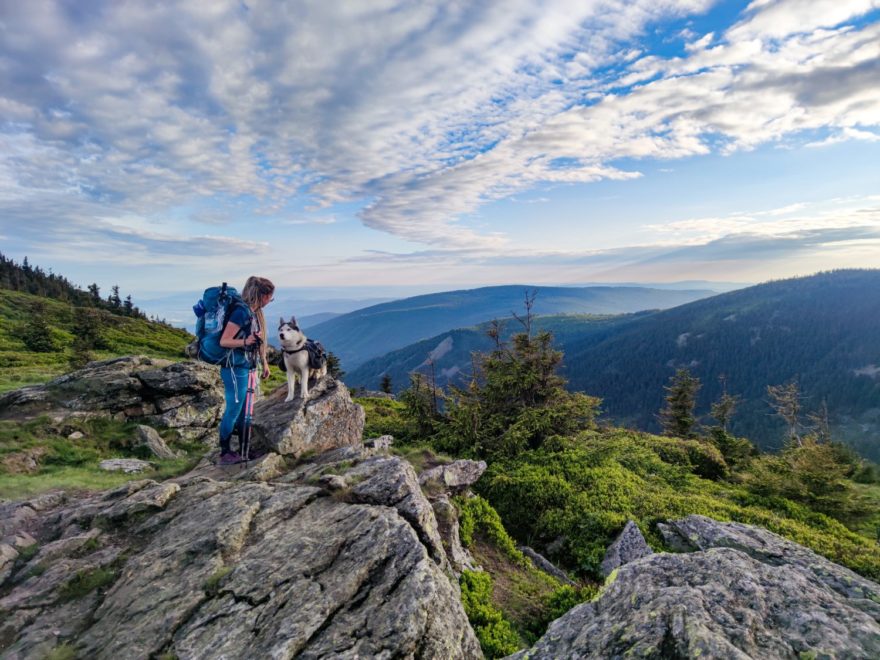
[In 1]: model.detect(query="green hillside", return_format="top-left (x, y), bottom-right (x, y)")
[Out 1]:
top-left (309, 285), bottom-right (714, 370)
top-left (0, 289), bottom-right (192, 393)
top-left (563, 270), bottom-right (880, 458)
top-left (351, 270), bottom-right (880, 460)
top-left (348, 312), bottom-right (647, 393)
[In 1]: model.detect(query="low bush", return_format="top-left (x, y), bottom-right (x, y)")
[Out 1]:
top-left (477, 429), bottom-right (880, 580)
top-left (58, 567), bottom-right (117, 601)
top-left (459, 570), bottom-right (521, 659)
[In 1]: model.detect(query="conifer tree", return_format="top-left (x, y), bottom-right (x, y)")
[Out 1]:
top-left (326, 352), bottom-right (344, 380)
top-left (20, 302), bottom-right (56, 352)
top-left (709, 375), bottom-right (740, 432)
top-left (380, 373), bottom-right (393, 394)
top-left (767, 380), bottom-right (803, 446)
top-left (659, 368), bottom-right (701, 438)
top-left (109, 285), bottom-right (122, 309)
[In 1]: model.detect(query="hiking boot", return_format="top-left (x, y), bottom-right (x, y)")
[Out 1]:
top-left (219, 451), bottom-right (242, 465)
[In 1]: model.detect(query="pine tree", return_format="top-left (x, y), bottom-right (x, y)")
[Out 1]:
top-left (326, 352), bottom-right (344, 380)
top-left (123, 294), bottom-right (134, 316)
top-left (20, 302), bottom-right (56, 353)
top-left (380, 373), bottom-right (393, 394)
top-left (659, 368), bottom-right (701, 438)
top-left (709, 375), bottom-right (740, 432)
top-left (767, 380), bottom-right (803, 446)
top-left (109, 285), bottom-right (121, 309)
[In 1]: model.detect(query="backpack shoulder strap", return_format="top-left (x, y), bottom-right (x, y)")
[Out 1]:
top-left (220, 300), bottom-right (253, 338)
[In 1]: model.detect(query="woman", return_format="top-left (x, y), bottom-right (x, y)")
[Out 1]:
top-left (217, 276), bottom-right (274, 464)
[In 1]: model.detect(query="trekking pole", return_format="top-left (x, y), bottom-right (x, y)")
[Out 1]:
top-left (241, 368), bottom-right (256, 466)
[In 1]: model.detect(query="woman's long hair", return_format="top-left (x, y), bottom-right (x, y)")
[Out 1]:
top-left (241, 276), bottom-right (275, 366)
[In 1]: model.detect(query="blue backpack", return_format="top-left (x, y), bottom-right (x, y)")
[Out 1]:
top-left (192, 283), bottom-right (250, 365)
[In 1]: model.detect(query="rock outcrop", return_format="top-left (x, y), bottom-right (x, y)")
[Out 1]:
top-left (517, 546), bottom-right (575, 586)
top-left (510, 515), bottom-right (880, 659)
top-left (418, 459), bottom-right (487, 495)
top-left (251, 376), bottom-right (365, 457)
top-left (599, 519), bottom-right (653, 577)
top-left (0, 446), bottom-right (481, 659)
top-left (0, 356), bottom-right (224, 441)
top-left (415, 460), bottom-right (486, 575)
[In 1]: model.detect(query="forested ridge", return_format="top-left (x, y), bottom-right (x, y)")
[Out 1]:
top-left (352, 270), bottom-right (880, 460)
top-left (0, 252), bottom-right (151, 321)
top-left (563, 269), bottom-right (880, 457)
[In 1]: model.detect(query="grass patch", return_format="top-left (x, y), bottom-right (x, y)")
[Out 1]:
top-left (57, 566), bottom-right (117, 601)
top-left (355, 396), bottom-right (410, 441)
top-left (0, 289), bottom-right (192, 393)
top-left (18, 542), bottom-right (39, 562)
top-left (43, 643), bottom-right (77, 660)
top-left (390, 445), bottom-right (453, 474)
top-left (0, 415), bottom-right (201, 501)
top-left (204, 565), bottom-right (233, 595)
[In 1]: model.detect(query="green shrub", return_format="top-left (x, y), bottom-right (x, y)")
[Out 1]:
top-left (401, 328), bottom-right (601, 460)
top-left (708, 427), bottom-right (757, 469)
top-left (459, 570), bottom-right (522, 658)
top-left (457, 495), bottom-right (527, 565)
top-left (476, 429), bottom-right (880, 581)
top-left (204, 566), bottom-right (232, 595)
top-left (356, 396), bottom-right (410, 441)
top-left (58, 567), bottom-right (116, 601)
top-left (741, 438), bottom-right (870, 522)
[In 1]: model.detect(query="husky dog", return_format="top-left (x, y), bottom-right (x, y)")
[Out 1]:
top-left (278, 317), bottom-right (326, 401)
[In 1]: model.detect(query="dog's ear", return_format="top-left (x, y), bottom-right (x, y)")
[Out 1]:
top-left (279, 317), bottom-right (284, 327)
top-left (290, 316), bottom-right (297, 327)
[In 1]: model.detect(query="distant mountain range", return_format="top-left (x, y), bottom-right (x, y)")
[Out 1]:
top-left (307, 285), bottom-right (717, 370)
top-left (349, 270), bottom-right (880, 461)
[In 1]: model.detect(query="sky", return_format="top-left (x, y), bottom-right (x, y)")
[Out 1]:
top-left (1, 0), bottom-right (879, 305)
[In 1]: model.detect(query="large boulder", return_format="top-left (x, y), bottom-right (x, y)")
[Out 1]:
top-left (0, 356), bottom-right (224, 441)
top-left (510, 515), bottom-right (880, 659)
top-left (0, 451), bottom-right (481, 659)
top-left (251, 376), bottom-right (365, 457)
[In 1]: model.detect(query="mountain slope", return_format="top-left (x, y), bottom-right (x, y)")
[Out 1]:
top-left (347, 313), bottom-right (648, 393)
top-left (562, 269), bottom-right (880, 457)
top-left (351, 270), bottom-right (880, 459)
top-left (0, 289), bottom-right (192, 392)
top-left (308, 285), bottom-right (715, 369)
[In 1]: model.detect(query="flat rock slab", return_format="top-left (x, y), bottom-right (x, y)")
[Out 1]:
top-left (99, 458), bottom-right (153, 473)
top-left (511, 515), bottom-right (880, 659)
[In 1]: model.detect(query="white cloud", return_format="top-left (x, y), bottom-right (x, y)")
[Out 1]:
top-left (643, 196), bottom-right (880, 243)
top-left (0, 0), bottom-right (878, 260)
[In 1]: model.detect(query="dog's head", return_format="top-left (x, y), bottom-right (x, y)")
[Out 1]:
top-left (278, 316), bottom-right (305, 347)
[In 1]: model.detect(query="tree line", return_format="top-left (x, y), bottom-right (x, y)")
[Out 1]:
top-left (0, 251), bottom-right (151, 321)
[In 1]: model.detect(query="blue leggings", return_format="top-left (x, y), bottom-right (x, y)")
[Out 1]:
top-left (219, 366), bottom-right (252, 453)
